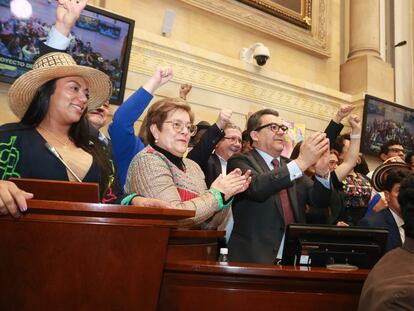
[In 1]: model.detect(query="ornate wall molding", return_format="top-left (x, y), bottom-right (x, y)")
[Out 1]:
top-left (128, 30), bottom-right (353, 129)
top-left (179, 0), bottom-right (330, 58)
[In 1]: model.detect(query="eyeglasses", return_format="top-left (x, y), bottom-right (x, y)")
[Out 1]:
top-left (164, 120), bottom-right (197, 136)
top-left (254, 122), bottom-right (288, 133)
top-left (388, 148), bottom-right (406, 154)
top-left (224, 136), bottom-right (242, 144)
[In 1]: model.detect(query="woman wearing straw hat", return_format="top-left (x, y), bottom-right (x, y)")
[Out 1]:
top-left (0, 51), bottom-right (172, 217)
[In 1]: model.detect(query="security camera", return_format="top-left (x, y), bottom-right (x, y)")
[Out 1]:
top-left (253, 45), bottom-right (270, 66)
top-left (240, 43), bottom-right (270, 66)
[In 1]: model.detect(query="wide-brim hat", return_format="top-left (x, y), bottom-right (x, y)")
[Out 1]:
top-left (371, 161), bottom-right (411, 191)
top-left (8, 52), bottom-right (112, 119)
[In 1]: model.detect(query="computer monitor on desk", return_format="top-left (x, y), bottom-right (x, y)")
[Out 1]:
top-left (281, 224), bottom-right (388, 269)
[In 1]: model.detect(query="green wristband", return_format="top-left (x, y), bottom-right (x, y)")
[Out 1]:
top-left (121, 193), bottom-right (139, 206)
top-left (222, 197), bottom-right (234, 210)
top-left (209, 188), bottom-right (233, 211)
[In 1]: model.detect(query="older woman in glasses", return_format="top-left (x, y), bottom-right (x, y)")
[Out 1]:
top-left (125, 98), bottom-right (251, 228)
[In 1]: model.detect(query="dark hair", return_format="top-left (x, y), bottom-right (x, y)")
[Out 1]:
top-left (146, 97), bottom-right (194, 146)
top-left (20, 78), bottom-right (114, 199)
top-left (246, 108), bottom-right (279, 144)
top-left (21, 79), bottom-right (56, 126)
top-left (354, 154), bottom-right (370, 175)
top-left (333, 133), bottom-right (350, 155)
top-left (383, 169), bottom-right (412, 192)
top-left (330, 149), bottom-right (340, 158)
top-left (380, 139), bottom-right (402, 156)
top-left (405, 151), bottom-right (414, 165)
top-left (398, 175), bottom-right (414, 238)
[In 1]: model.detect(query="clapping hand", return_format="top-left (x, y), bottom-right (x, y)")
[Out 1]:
top-left (295, 132), bottom-right (329, 172)
top-left (211, 168), bottom-right (252, 201)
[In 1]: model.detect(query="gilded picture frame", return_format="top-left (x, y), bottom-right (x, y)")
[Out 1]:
top-left (236, 0), bottom-right (312, 29)
top-left (179, 0), bottom-right (329, 58)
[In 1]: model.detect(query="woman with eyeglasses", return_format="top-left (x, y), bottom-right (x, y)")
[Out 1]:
top-left (124, 98), bottom-right (251, 227)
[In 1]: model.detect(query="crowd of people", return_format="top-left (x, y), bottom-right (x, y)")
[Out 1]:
top-left (364, 117), bottom-right (414, 154)
top-left (0, 3), bottom-right (123, 98)
top-left (0, 1), bottom-right (413, 308)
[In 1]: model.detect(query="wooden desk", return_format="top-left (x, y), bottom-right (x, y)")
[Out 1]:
top-left (167, 229), bottom-right (224, 263)
top-left (0, 199), bottom-right (194, 311)
top-left (159, 260), bottom-right (369, 311)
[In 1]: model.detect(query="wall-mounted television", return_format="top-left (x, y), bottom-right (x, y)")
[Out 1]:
top-left (361, 95), bottom-right (414, 156)
top-left (0, 0), bottom-right (134, 105)
top-left (281, 224), bottom-right (388, 268)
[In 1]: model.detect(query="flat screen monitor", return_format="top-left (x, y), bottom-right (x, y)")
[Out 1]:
top-left (361, 94), bottom-right (414, 156)
top-left (0, 0), bottom-right (134, 105)
top-left (281, 224), bottom-right (388, 268)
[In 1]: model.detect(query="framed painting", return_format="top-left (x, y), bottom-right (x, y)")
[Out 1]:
top-left (237, 0), bottom-right (312, 29)
top-left (179, 0), bottom-right (329, 58)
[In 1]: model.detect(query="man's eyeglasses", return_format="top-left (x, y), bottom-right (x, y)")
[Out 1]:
top-left (224, 136), bottom-right (242, 144)
top-left (254, 122), bottom-right (288, 133)
top-left (388, 148), bottom-right (406, 154)
top-left (164, 121), bottom-right (198, 136)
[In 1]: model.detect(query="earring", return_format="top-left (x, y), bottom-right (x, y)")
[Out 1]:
top-left (155, 139), bottom-right (158, 144)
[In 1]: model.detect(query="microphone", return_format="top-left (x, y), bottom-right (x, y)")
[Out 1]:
top-left (394, 40), bottom-right (407, 48)
top-left (45, 142), bottom-right (82, 183)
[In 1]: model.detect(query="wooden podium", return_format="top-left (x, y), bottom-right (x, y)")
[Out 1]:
top-left (0, 198), bottom-right (195, 310)
top-left (0, 179), bottom-right (369, 310)
top-left (160, 260), bottom-right (369, 311)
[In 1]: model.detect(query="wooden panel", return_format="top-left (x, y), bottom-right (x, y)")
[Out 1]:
top-left (159, 261), bottom-right (369, 311)
top-left (10, 178), bottom-right (100, 203)
top-left (167, 230), bottom-right (225, 263)
top-left (0, 221), bottom-right (169, 310)
top-left (0, 199), bottom-right (195, 310)
top-left (15, 199), bottom-right (195, 226)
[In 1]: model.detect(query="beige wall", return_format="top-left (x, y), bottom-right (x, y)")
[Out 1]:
top-left (0, 0), bottom-right (349, 133)
top-left (105, 0), bottom-right (342, 90)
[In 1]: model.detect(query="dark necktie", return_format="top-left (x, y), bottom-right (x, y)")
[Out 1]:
top-left (272, 158), bottom-right (295, 225)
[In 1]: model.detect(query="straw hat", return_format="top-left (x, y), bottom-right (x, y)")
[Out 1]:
top-left (371, 161), bottom-right (411, 191)
top-left (8, 52), bottom-right (112, 119)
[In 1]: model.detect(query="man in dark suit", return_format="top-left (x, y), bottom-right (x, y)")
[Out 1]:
top-left (227, 108), bottom-right (332, 264)
top-left (358, 174), bottom-right (414, 311)
top-left (202, 123), bottom-right (242, 188)
top-left (200, 123), bottom-right (242, 241)
top-left (358, 168), bottom-right (412, 252)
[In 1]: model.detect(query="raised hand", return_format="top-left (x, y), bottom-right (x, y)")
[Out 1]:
top-left (295, 132), bottom-right (329, 172)
top-left (333, 103), bottom-right (355, 124)
top-left (55, 0), bottom-right (88, 36)
top-left (348, 114), bottom-right (361, 134)
top-left (211, 168), bottom-right (251, 201)
top-left (143, 66), bottom-right (173, 94)
top-left (334, 115), bottom-right (362, 181)
top-left (0, 181), bottom-right (33, 218)
top-left (179, 84), bottom-right (192, 100)
top-left (216, 108), bottom-right (232, 130)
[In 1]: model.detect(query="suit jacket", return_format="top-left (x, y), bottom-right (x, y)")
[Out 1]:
top-left (187, 124), bottom-right (224, 172)
top-left (202, 154), bottom-right (222, 188)
top-left (358, 208), bottom-right (402, 252)
top-left (358, 238), bottom-right (414, 311)
top-left (227, 149), bottom-right (332, 264)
